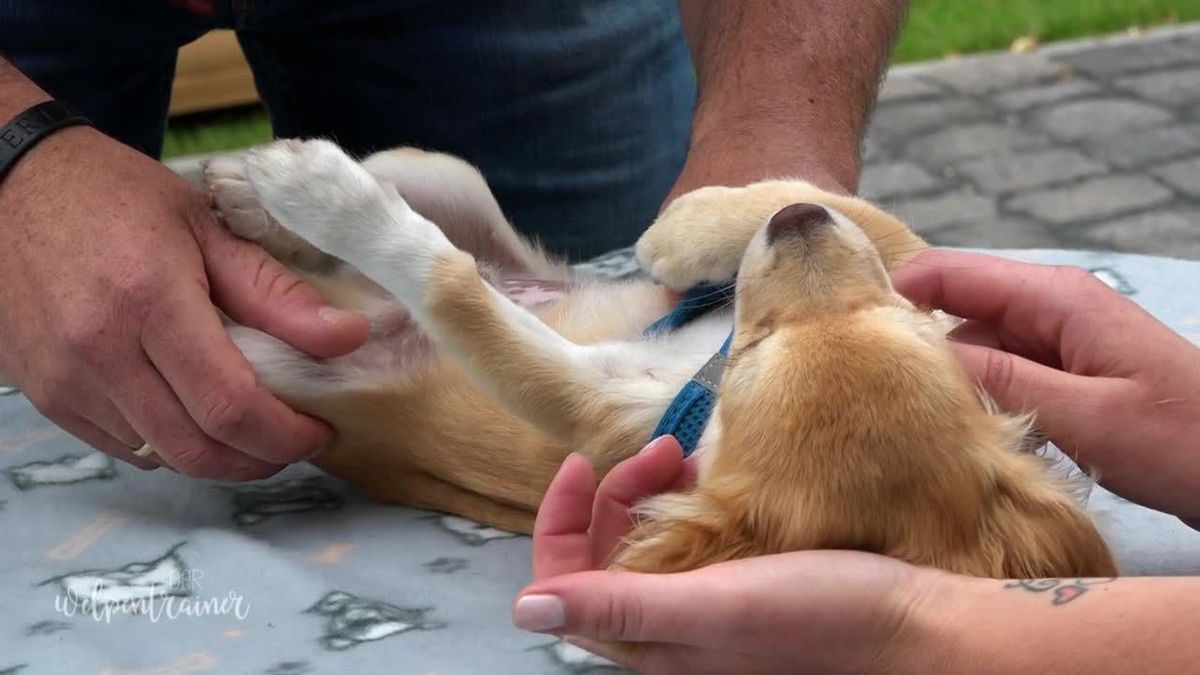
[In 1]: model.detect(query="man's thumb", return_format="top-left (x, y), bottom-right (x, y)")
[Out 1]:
top-left (203, 229), bottom-right (369, 358)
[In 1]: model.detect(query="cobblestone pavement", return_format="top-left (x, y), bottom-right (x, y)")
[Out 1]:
top-left (863, 24), bottom-right (1200, 259)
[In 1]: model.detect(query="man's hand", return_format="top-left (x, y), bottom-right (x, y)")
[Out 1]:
top-left (0, 123), bottom-right (369, 479)
top-left (513, 438), bottom-right (933, 674)
top-left (894, 249), bottom-right (1200, 522)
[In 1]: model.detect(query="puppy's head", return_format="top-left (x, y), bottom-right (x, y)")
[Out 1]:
top-left (612, 201), bottom-right (1116, 578)
top-left (733, 202), bottom-right (894, 327)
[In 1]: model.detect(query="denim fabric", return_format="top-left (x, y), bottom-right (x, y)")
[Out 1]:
top-left (0, 1), bottom-right (696, 258)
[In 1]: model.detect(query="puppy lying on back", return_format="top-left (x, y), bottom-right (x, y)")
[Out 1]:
top-left (176, 139), bottom-right (1114, 578)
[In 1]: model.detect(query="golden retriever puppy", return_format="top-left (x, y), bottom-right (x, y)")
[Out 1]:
top-left (191, 138), bottom-right (1114, 578)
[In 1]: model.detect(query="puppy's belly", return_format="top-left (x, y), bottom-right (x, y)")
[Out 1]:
top-left (335, 276), bottom-right (572, 377)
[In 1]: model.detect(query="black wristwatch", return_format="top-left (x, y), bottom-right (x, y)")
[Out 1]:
top-left (0, 100), bottom-right (92, 183)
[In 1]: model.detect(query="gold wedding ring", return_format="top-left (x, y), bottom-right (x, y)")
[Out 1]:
top-left (132, 443), bottom-right (157, 458)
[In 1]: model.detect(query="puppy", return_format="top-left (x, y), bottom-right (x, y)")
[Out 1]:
top-left (191, 139), bottom-right (1109, 577)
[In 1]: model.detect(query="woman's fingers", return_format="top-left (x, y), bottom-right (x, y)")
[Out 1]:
top-left (532, 453), bottom-right (599, 580)
top-left (589, 436), bottom-right (689, 564)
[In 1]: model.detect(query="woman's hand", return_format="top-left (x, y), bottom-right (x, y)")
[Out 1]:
top-left (893, 250), bottom-right (1200, 523)
top-left (513, 438), bottom-right (938, 674)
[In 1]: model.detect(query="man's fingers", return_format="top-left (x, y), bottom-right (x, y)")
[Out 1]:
top-left (141, 287), bottom-right (331, 466)
top-left (533, 453), bottom-right (599, 580)
top-left (73, 394), bottom-right (143, 449)
top-left (54, 412), bottom-right (160, 471)
top-left (590, 436), bottom-right (688, 564)
top-left (201, 225), bottom-right (369, 358)
top-left (108, 355), bottom-right (284, 480)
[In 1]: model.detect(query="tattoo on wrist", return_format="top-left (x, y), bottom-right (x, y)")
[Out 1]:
top-left (1003, 578), bottom-right (1117, 606)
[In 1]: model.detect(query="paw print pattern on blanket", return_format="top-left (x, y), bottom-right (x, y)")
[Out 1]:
top-left (6, 453), bottom-right (115, 491)
top-left (24, 620), bottom-right (70, 637)
top-left (1089, 266), bottom-right (1137, 295)
top-left (229, 476), bottom-right (344, 526)
top-left (38, 543), bottom-right (191, 610)
top-left (304, 591), bottom-right (445, 651)
top-left (530, 641), bottom-right (626, 673)
top-left (422, 557), bottom-right (468, 574)
top-left (424, 514), bottom-right (521, 546)
top-left (265, 661), bottom-right (314, 675)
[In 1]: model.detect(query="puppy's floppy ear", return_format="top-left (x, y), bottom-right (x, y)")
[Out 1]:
top-left (610, 491), bottom-right (761, 574)
top-left (977, 459), bottom-right (1119, 579)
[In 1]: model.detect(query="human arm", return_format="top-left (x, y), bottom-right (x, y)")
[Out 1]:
top-left (514, 439), bottom-right (1200, 674)
top-left (0, 57), bottom-right (369, 478)
top-left (670, 0), bottom-right (909, 199)
top-left (892, 249), bottom-right (1200, 523)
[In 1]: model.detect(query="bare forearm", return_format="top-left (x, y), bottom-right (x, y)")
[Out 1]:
top-left (676, 1), bottom-right (908, 194)
top-left (0, 57), bottom-right (52, 120)
top-left (899, 574), bottom-right (1200, 674)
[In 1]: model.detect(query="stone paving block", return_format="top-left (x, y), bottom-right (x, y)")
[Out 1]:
top-left (1058, 39), bottom-right (1200, 77)
top-left (954, 149), bottom-right (1106, 194)
top-left (890, 191), bottom-right (998, 231)
top-left (1116, 66), bottom-right (1200, 106)
top-left (1151, 155), bottom-right (1200, 197)
top-left (1084, 208), bottom-right (1200, 260)
top-left (1033, 98), bottom-right (1175, 140)
top-left (862, 135), bottom-right (886, 163)
top-left (994, 79), bottom-right (1102, 111)
top-left (1007, 175), bottom-right (1173, 224)
top-left (903, 123), bottom-right (1046, 165)
top-left (923, 53), bottom-right (1068, 94)
top-left (877, 75), bottom-right (943, 104)
top-left (1082, 125), bottom-right (1200, 169)
top-left (860, 161), bottom-right (942, 201)
top-left (924, 218), bottom-right (1063, 249)
top-left (870, 98), bottom-right (988, 136)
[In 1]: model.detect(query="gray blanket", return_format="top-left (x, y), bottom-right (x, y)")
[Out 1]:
top-left (3, 248), bottom-right (1198, 674)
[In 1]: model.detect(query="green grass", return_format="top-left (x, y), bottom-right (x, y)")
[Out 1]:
top-left (894, 0), bottom-right (1200, 62)
top-left (163, 106), bottom-right (272, 159)
top-left (162, 2), bottom-right (1200, 159)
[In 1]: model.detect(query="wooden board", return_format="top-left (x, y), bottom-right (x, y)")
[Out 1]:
top-left (169, 30), bottom-right (260, 116)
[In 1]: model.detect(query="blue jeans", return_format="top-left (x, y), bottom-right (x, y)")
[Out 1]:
top-left (0, 1), bottom-right (696, 259)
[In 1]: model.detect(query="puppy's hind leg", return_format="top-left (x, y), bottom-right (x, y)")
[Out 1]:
top-left (240, 139), bottom-right (649, 461)
top-left (361, 147), bottom-right (567, 279)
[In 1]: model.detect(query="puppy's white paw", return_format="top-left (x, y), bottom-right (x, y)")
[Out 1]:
top-left (203, 154), bottom-right (278, 244)
top-left (635, 186), bottom-right (756, 291)
top-left (242, 139), bottom-right (410, 263)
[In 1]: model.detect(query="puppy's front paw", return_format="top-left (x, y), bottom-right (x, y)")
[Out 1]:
top-left (635, 186), bottom-right (757, 291)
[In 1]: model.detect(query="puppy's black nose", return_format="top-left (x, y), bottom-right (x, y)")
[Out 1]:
top-left (766, 203), bottom-right (832, 244)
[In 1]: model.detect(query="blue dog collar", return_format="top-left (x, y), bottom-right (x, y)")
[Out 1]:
top-left (645, 283), bottom-right (735, 456)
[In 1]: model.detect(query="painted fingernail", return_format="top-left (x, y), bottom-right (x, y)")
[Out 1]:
top-left (318, 306), bottom-right (354, 325)
top-left (639, 436), bottom-right (675, 454)
top-left (513, 594), bottom-right (565, 632)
